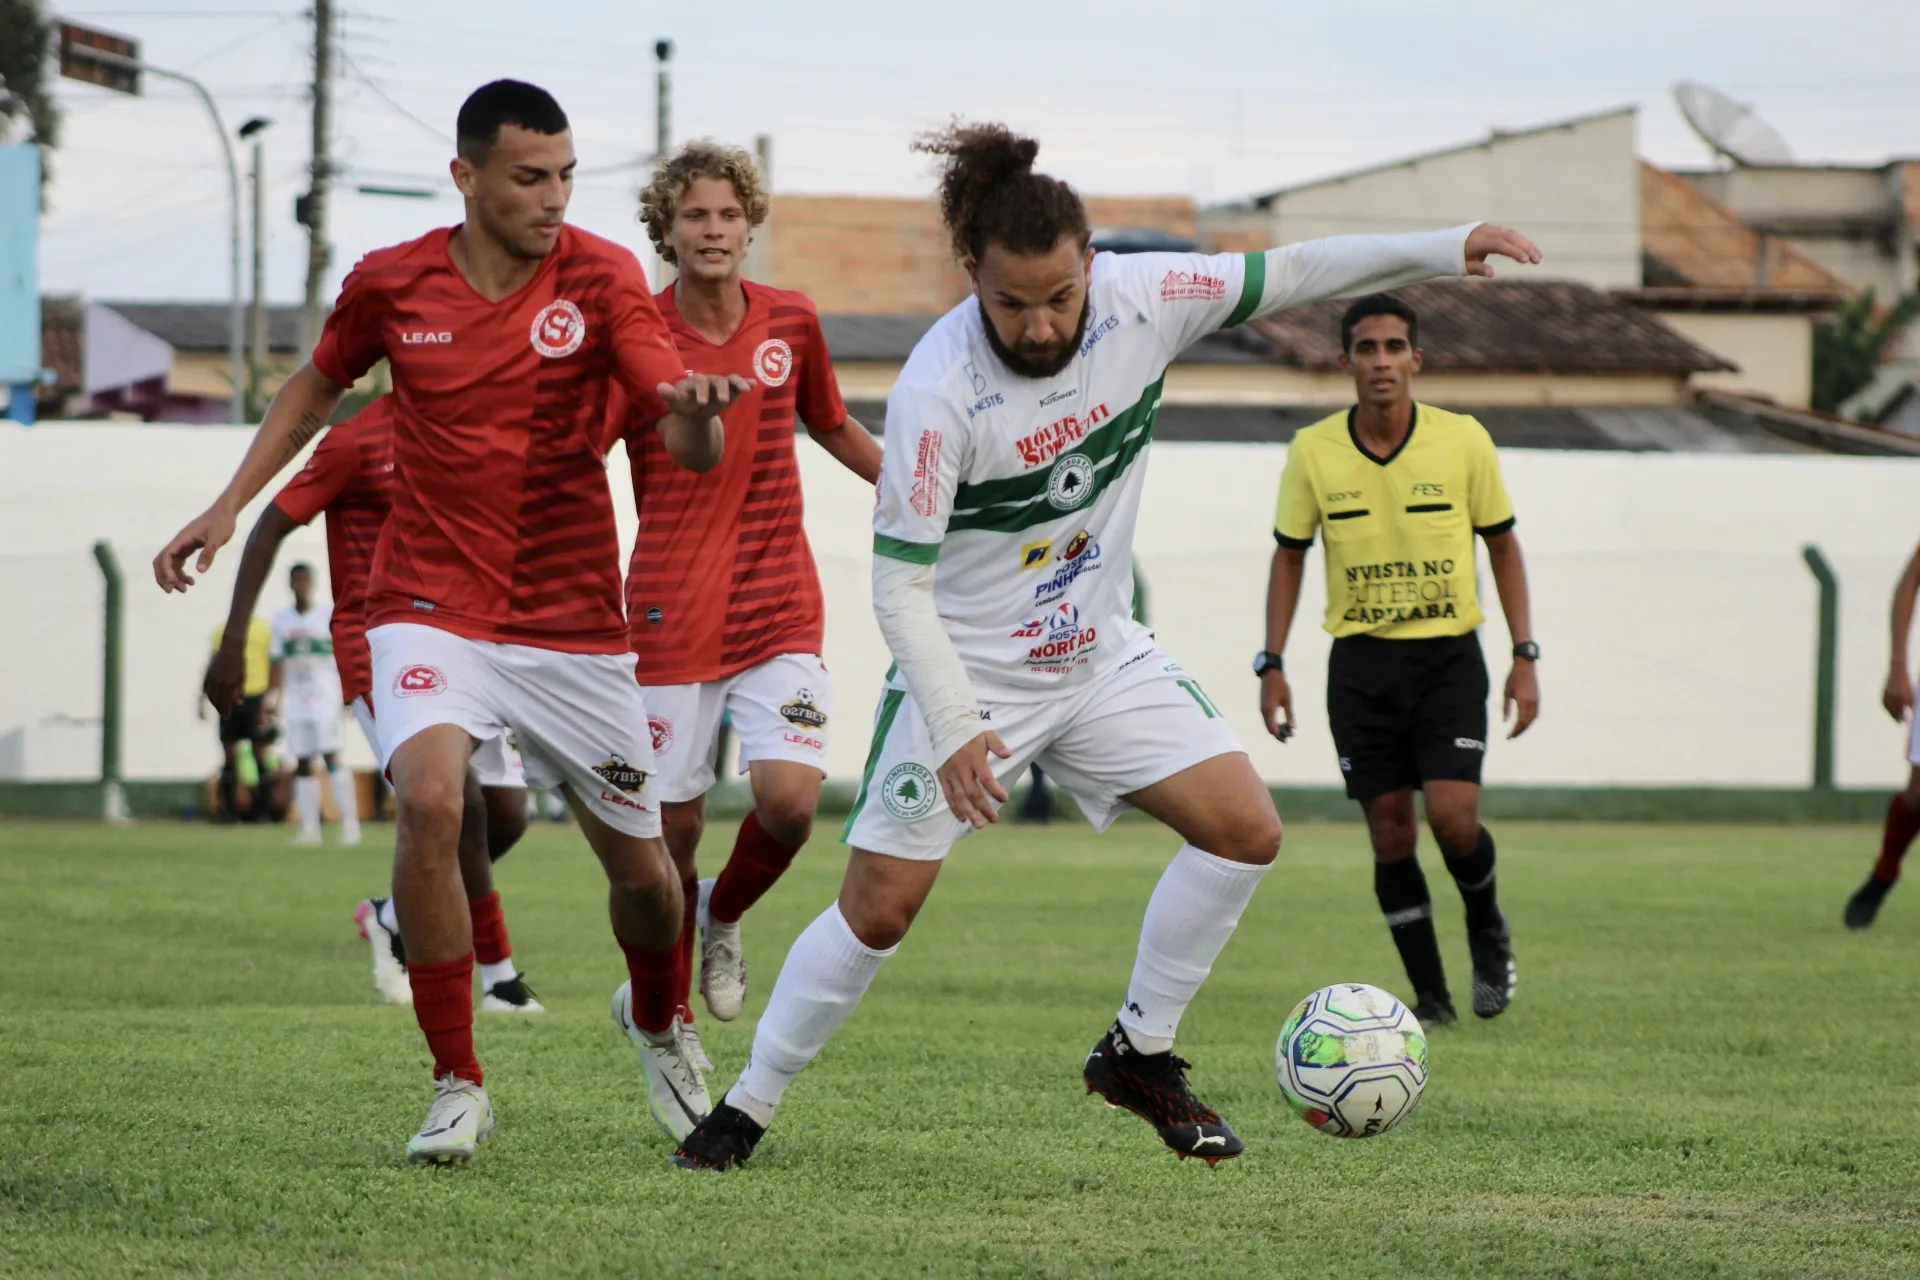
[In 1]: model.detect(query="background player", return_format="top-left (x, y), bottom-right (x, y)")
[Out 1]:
top-left (1843, 542), bottom-right (1920, 928)
top-left (157, 80), bottom-right (749, 1163)
top-left (629, 141), bottom-right (882, 1031)
top-left (267, 562), bottom-right (359, 846)
top-left (1260, 293), bottom-right (1537, 1025)
top-left (207, 395), bottom-right (539, 1011)
top-left (205, 614), bottom-right (278, 823)
top-left (670, 123), bottom-right (1541, 1171)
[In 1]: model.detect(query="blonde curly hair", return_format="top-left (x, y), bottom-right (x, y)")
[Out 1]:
top-left (638, 140), bottom-right (770, 266)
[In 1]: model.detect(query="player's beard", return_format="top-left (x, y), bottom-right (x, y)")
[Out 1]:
top-left (979, 297), bottom-right (1091, 380)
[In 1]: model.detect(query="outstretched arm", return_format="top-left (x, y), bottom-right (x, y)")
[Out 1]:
top-left (809, 415), bottom-right (882, 485)
top-left (1250, 223), bottom-right (1542, 322)
top-left (652, 373), bottom-right (754, 473)
top-left (1886, 547), bottom-right (1920, 723)
top-left (153, 363), bottom-right (346, 592)
top-left (1483, 529), bottom-right (1539, 738)
top-left (1260, 546), bottom-right (1307, 741)
top-left (206, 504), bottom-right (299, 713)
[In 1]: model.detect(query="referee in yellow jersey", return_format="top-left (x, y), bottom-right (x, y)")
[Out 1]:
top-left (1258, 293), bottom-right (1538, 1025)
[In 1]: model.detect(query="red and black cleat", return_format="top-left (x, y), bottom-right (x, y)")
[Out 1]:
top-left (1082, 1021), bottom-right (1243, 1165)
top-left (670, 1101), bottom-right (766, 1172)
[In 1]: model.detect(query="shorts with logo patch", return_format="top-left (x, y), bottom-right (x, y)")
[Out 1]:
top-left (352, 694), bottom-right (527, 790)
top-left (641, 653), bottom-right (831, 804)
top-left (1326, 633), bottom-right (1488, 802)
top-left (842, 645), bottom-right (1244, 861)
top-left (368, 623), bottom-right (656, 836)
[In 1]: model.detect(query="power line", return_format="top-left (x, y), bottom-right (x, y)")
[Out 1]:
top-left (341, 53), bottom-right (449, 143)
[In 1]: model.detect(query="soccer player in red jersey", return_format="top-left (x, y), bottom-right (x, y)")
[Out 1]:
top-left (155, 81), bottom-right (750, 1164)
top-left (204, 395), bottom-right (542, 1013)
top-left (625, 142), bottom-right (881, 1031)
top-left (1844, 541), bottom-right (1920, 928)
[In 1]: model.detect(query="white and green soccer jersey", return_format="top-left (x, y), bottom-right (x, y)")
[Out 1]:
top-left (871, 230), bottom-right (1472, 699)
top-left (270, 603), bottom-right (342, 713)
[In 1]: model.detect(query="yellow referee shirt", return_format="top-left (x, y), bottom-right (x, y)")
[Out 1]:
top-left (1274, 404), bottom-right (1514, 639)
top-left (211, 617), bottom-right (274, 697)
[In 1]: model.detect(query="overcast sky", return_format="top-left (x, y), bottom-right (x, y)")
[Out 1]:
top-left (32, 0), bottom-right (1920, 303)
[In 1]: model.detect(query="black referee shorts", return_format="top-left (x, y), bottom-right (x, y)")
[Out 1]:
top-left (1327, 633), bottom-right (1488, 802)
top-left (218, 694), bottom-right (273, 747)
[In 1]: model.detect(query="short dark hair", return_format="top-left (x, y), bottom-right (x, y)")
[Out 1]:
top-left (1340, 294), bottom-right (1419, 353)
top-left (456, 80), bottom-right (569, 165)
top-left (914, 121), bottom-right (1090, 262)
top-left (289, 562), bottom-right (313, 579)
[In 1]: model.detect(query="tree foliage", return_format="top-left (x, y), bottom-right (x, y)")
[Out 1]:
top-left (1812, 287), bottom-right (1920, 415)
top-left (0, 0), bottom-right (59, 195)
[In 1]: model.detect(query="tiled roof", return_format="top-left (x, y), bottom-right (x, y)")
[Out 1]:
top-left (96, 301), bottom-right (306, 352)
top-left (1639, 163), bottom-right (1856, 292)
top-left (819, 311), bottom-right (1277, 367)
top-left (1247, 277), bottom-right (1735, 375)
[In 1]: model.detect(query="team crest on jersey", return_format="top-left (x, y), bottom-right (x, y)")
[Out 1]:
top-left (392, 665), bottom-right (446, 698)
top-left (780, 690), bottom-right (828, 729)
top-left (1047, 453), bottom-right (1095, 511)
top-left (648, 716), bottom-right (675, 755)
top-left (530, 299), bottom-right (586, 358)
top-left (753, 338), bottom-right (793, 387)
top-left (881, 762), bottom-right (938, 821)
top-left (592, 753), bottom-right (647, 793)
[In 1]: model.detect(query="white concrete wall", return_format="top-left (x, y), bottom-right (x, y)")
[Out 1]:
top-left (1267, 110), bottom-right (1642, 290)
top-left (1, 422), bottom-right (1914, 790)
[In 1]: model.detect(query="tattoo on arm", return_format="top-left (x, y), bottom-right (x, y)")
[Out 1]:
top-left (278, 413), bottom-right (325, 468)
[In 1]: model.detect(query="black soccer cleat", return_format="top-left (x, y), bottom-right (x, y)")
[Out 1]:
top-left (1467, 913), bottom-right (1516, 1019)
top-left (1082, 1022), bottom-right (1243, 1165)
top-left (670, 1101), bottom-right (766, 1172)
top-left (481, 974), bottom-right (545, 1013)
top-left (1410, 995), bottom-right (1458, 1028)
top-left (1845, 876), bottom-right (1894, 930)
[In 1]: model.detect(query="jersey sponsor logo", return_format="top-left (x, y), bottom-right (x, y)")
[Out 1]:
top-left (1062, 530), bottom-right (1093, 561)
top-left (1046, 453), bottom-right (1096, 511)
top-left (1327, 490), bottom-right (1364, 502)
top-left (1341, 559), bottom-right (1461, 625)
top-left (966, 361), bottom-right (989, 396)
top-left (412, 598), bottom-right (436, 613)
top-left (881, 762), bottom-right (938, 821)
top-left (1017, 403), bottom-right (1109, 469)
top-left (1039, 387), bottom-right (1076, 407)
top-left (1411, 483), bottom-right (1446, 497)
top-left (1020, 541), bottom-right (1052, 569)
top-left (1031, 536), bottom-right (1102, 603)
top-left (753, 338), bottom-right (793, 387)
top-left (782, 731), bottom-right (825, 751)
top-left (910, 429), bottom-right (943, 518)
top-left (780, 690), bottom-right (828, 729)
top-left (1159, 269), bottom-right (1228, 302)
top-left (1012, 602), bottom-right (1099, 668)
top-left (530, 299), bottom-right (586, 358)
top-left (599, 789), bottom-right (655, 813)
top-left (399, 331), bottom-right (454, 345)
top-left (592, 753), bottom-right (648, 794)
top-left (965, 391), bottom-right (1004, 420)
top-left (392, 665), bottom-right (446, 698)
top-left (1454, 737), bottom-right (1486, 752)
top-left (1079, 301), bottom-right (1118, 357)
top-left (648, 715), bottom-right (675, 755)
top-left (644, 606), bottom-right (664, 625)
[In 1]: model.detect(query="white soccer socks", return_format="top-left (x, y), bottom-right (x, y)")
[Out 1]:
top-left (725, 904), bottom-right (896, 1126)
top-left (332, 766), bottom-right (362, 843)
top-left (1117, 844), bottom-right (1269, 1054)
top-left (294, 775), bottom-right (323, 841)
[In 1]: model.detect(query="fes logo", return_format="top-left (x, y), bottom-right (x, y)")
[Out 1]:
top-left (530, 299), bottom-right (586, 358)
top-left (648, 715), bottom-right (675, 755)
top-left (753, 338), bottom-right (793, 387)
top-left (392, 665), bottom-right (446, 698)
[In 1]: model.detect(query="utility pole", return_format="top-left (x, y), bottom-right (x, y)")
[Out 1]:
top-left (240, 118), bottom-right (271, 419)
top-left (745, 133), bottom-right (773, 283)
top-left (652, 39), bottom-right (674, 289)
top-left (298, 0), bottom-right (334, 360)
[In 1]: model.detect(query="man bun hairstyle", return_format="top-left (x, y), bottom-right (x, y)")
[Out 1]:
top-left (638, 140), bottom-right (771, 267)
top-left (1340, 293), bottom-right (1420, 353)
top-left (914, 121), bottom-right (1089, 263)
top-left (456, 79), bottom-right (569, 166)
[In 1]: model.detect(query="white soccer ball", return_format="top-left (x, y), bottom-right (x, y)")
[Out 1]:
top-left (1276, 982), bottom-right (1429, 1138)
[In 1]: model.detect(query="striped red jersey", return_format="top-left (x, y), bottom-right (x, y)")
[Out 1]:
top-left (269, 397), bottom-right (396, 703)
top-left (623, 282), bottom-right (849, 684)
top-left (311, 224), bottom-right (687, 654)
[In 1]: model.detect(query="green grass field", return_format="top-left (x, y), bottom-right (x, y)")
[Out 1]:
top-left (3, 816), bottom-right (1918, 1278)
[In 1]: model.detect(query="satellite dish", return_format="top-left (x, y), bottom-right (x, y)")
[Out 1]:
top-left (1675, 81), bottom-right (1794, 167)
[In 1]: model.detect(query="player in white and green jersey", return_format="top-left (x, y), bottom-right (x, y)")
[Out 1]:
top-left (671, 122), bottom-right (1541, 1172)
top-left (268, 562), bottom-right (358, 846)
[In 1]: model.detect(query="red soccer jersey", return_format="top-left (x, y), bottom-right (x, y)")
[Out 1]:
top-left (623, 282), bottom-right (849, 684)
top-left (311, 224), bottom-right (687, 654)
top-left (269, 397), bottom-right (396, 704)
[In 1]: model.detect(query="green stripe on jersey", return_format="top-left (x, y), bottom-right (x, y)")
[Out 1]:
top-left (1222, 252), bottom-right (1265, 329)
top-left (874, 533), bottom-right (940, 564)
top-left (841, 689), bottom-right (908, 840)
top-left (947, 375), bottom-right (1164, 535)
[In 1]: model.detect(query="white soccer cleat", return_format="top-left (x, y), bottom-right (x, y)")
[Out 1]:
top-left (353, 898), bottom-right (412, 1006)
top-left (293, 829), bottom-right (324, 847)
top-left (697, 878), bottom-right (748, 1022)
top-left (611, 980), bottom-right (712, 1142)
top-left (406, 1073), bottom-right (494, 1165)
top-left (338, 823), bottom-right (363, 848)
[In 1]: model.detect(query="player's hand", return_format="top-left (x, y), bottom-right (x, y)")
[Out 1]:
top-left (1504, 660), bottom-right (1540, 738)
top-left (938, 731), bottom-right (1012, 830)
top-left (656, 372), bottom-right (754, 419)
top-left (1464, 224), bottom-right (1543, 278)
top-left (1260, 669), bottom-right (1295, 743)
top-left (1886, 668), bottom-right (1915, 723)
top-left (204, 646), bottom-right (247, 715)
top-left (154, 503), bottom-right (237, 592)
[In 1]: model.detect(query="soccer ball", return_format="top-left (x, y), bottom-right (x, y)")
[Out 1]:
top-left (1276, 982), bottom-right (1428, 1138)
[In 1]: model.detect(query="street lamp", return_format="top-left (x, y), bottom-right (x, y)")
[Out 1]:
top-left (238, 117), bottom-right (272, 420)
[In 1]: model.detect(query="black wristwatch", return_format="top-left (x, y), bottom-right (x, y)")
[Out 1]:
top-left (1253, 650), bottom-right (1285, 677)
top-left (1512, 641), bottom-right (1541, 662)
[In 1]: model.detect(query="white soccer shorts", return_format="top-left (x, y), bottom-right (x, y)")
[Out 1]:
top-left (352, 695), bottom-right (526, 790)
top-left (641, 653), bottom-right (833, 804)
top-left (367, 623), bottom-right (657, 837)
top-left (283, 710), bottom-right (342, 759)
top-left (842, 644), bottom-right (1245, 861)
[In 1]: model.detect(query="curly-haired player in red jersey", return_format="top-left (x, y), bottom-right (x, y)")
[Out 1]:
top-left (154, 81), bottom-right (751, 1165)
top-left (623, 142), bottom-right (881, 1045)
top-left (205, 396), bottom-right (542, 1013)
